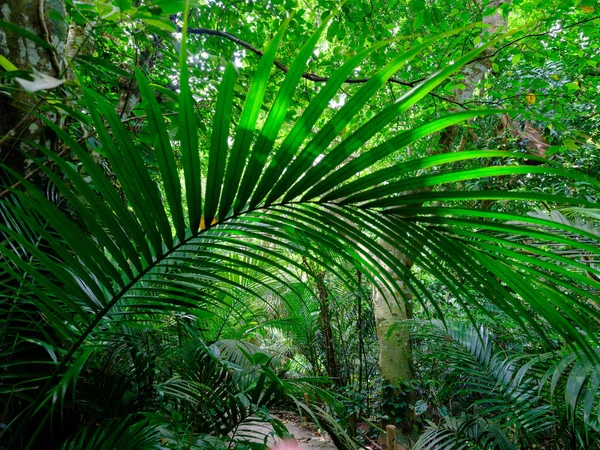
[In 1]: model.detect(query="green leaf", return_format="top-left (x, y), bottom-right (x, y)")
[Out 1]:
top-left (278, 29), bottom-right (508, 204)
top-left (250, 39), bottom-right (391, 210)
top-left (135, 69), bottom-right (186, 242)
top-left (204, 63), bottom-right (237, 228)
top-left (218, 17), bottom-right (292, 221)
top-left (83, 88), bottom-right (169, 254)
top-left (564, 81), bottom-right (580, 92)
top-left (563, 138), bottom-right (577, 150)
top-left (233, 10), bottom-right (336, 214)
top-left (273, 33), bottom-right (450, 204)
top-left (304, 110), bottom-right (498, 201)
top-left (178, 1), bottom-right (202, 232)
top-left (141, 18), bottom-right (177, 31)
top-left (0, 55), bottom-right (17, 71)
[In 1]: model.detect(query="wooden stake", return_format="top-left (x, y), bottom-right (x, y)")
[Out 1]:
top-left (303, 392), bottom-right (310, 423)
top-left (386, 424), bottom-right (396, 450)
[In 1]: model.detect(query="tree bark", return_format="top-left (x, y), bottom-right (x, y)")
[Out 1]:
top-left (114, 48), bottom-right (152, 118)
top-left (437, 0), bottom-right (510, 153)
top-left (0, 0), bottom-right (67, 184)
top-left (64, 21), bottom-right (93, 81)
top-left (373, 240), bottom-right (415, 433)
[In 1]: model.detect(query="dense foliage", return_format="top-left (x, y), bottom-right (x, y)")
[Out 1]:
top-left (1, 0), bottom-right (599, 449)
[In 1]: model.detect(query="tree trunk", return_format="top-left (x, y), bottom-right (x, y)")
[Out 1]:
top-left (357, 270), bottom-right (365, 392)
top-left (373, 240), bottom-right (415, 433)
top-left (64, 21), bottom-right (93, 81)
top-left (315, 270), bottom-right (341, 384)
top-left (302, 256), bottom-right (341, 383)
top-left (0, 0), bottom-right (67, 184)
top-left (114, 48), bottom-right (152, 118)
top-left (436, 0), bottom-right (510, 153)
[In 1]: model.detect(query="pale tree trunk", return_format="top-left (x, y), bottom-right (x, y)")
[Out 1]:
top-left (114, 48), bottom-right (152, 118)
top-left (373, 240), bottom-right (415, 433)
top-left (455, 1), bottom-right (508, 103)
top-left (64, 21), bottom-right (94, 81)
top-left (0, 0), bottom-right (67, 184)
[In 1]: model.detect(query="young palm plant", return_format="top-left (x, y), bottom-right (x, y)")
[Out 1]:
top-left (1, 6), bottom-right (600, 449)
top-left (411, 320), bottom-right (600, 449)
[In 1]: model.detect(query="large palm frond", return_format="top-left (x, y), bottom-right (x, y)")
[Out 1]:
top-left (1, 10), bottom-right (600, 448)
top-left (417, 321), bottom-right (555, 440)
top-left (60, 415), bottom-right (162, 450)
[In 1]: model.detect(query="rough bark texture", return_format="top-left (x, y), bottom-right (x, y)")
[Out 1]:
top-left (373, 240), bottom-right (415, 432)
top-left (0, 0), bottom-right (67, 183)
top-left (455, 0), bottom-right (509, 103)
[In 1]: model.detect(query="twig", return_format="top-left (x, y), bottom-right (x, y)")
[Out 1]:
top-left (184, 26), bottom-right (420, 86)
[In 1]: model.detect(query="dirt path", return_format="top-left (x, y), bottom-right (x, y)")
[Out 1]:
top-left (238, 413), bottom-right (338, 449)
top-left (280, 418), bottom-right (337, 450)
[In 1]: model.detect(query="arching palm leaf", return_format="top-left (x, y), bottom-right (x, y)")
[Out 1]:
top-left (1, 14), bottom-right (599, 449)
top-left (60, 415), bottom-right (162, 450)
top-left (415, 321), bottom-right (555, 441)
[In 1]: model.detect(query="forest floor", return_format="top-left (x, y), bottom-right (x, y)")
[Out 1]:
top-left (243, 411), bottom-right (337, 449)
top-left (277, 411), bottom-right (337, 450)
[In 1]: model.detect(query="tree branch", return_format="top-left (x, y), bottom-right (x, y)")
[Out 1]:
top-left (185, 27), bottom-right (415, 83)
top-left (183, 27), bottom-right (468, 107)
top-left (185, 14), bottom-right (600, 104)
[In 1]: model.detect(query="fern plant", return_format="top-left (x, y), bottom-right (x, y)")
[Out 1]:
top-left (1, 6), bottom-right (600, 449)
top-left (411, 320), bottom-right (600, 449)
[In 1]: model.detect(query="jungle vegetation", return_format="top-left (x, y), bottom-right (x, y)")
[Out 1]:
top-left (0, 0), bottom-right (599, 448)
